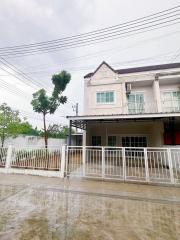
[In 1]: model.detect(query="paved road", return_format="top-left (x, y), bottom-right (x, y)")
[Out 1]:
top-left (0, 173), bottom-right (179, 240)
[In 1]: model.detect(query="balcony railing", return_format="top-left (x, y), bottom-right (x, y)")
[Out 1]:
top-left (125, 100), bottom-right (180, 114)
top-left (127, 101), bottom-right (157, 114)
top-left (161, 100), bottom-right (180, 113)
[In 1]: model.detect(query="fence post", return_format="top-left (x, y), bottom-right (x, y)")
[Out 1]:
top-left (82, 146), bottom-right (86, 177)
top-left (60, 145), bottom-right (66, 178)
top-left (5, 145), bottom-right (13, 169)
top-left (167, 148), bottom-right (174, 184)
top-left (102, 147), bottom-right (105, 178)
top-left (122, 147), bottom-right (126, 181)
top-left (144, 148), bottom-right (149, 182)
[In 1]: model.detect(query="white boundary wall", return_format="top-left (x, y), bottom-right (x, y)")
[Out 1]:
top-left (2, 135), bottom-right (66, 149)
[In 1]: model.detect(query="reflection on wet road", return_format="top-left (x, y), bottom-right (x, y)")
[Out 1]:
top-left (0, 182), bottom-right (179, 240)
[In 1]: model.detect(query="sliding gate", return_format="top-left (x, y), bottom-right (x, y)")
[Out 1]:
top-left (66, 146), bottom-right (180, 185)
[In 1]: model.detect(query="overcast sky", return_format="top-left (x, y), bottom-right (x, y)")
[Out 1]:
top-left (0, 0), bottom-right (180, 129)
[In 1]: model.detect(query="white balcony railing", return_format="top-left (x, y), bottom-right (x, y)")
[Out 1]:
top-left (127, 101), bottom-right (157, 114)
top-left (125, 100), bottom-right (180, 114)
top-left (161, 99), bottom-right (180, 113)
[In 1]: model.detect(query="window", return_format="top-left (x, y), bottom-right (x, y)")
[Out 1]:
top-left (108, 136), bottom-right (117, 146)
top-left (96, 91), bottom-right (114, 104)
top-left (127, 93), bottom-right (144, 114)
top-left (92, 136), bottom-right (101, 146)
top-left (122, 136), bottom-right (147, 147)
top-left (162, 91), bottom-right (180, 112)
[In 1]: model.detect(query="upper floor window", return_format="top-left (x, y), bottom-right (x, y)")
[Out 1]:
top-left (96, 91), bottom-right (114, 104)
top-left (161, 91), bottom-right (180, 112)
top-left (127, 93), bottom-right (145, 114)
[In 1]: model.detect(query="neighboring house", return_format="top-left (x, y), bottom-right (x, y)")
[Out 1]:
top-left (67, 61), bottom-right (180, 148)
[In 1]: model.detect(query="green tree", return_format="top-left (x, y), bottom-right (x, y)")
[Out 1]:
top-left (0, 103), bottom-right (33, 147)
top-left (31, 71), bottom-right (71, 147)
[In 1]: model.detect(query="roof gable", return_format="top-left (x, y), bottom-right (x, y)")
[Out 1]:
top-left (84, 61), bottom-right (116, 78)
top-left (84, 62), bottom-right (180, 78)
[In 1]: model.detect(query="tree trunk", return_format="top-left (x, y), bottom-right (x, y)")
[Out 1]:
top-left (1, 130), bottom-right (5, 147)
top-left (43, 113), bottom-right (48, 148)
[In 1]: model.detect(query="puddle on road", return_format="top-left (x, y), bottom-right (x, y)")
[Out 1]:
top-left (0, 185), bottom-right (23, 201)
top-left (0, 186), bottom-right (179, 240)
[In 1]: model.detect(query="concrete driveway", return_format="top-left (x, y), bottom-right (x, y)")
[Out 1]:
top-left (0, 173), bottom-right (179, 240)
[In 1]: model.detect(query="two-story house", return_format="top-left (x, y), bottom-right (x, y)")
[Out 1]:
top-left (67, 61), bottom-right (180, 148)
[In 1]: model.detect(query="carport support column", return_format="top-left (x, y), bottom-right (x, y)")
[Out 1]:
top-left (83, 129), bottom-right (86, 146)
top-left (5, 145), bottom-right (13, 169)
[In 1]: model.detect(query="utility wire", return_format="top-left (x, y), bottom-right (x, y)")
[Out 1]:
top-left (3, 20), bottom-right (180, 58)
top-left (0, 7), bottom-right (180, 57)
top-left (0, 78), bottom-right (31, 100)
top-left (0, 5), bottom-right (179, 51)
top-left (19, 29), bottom-right (180, 71)
top-left (3, 51), bottom-right (176, 76)
top-left (0, 57), bottom-right (50, 89)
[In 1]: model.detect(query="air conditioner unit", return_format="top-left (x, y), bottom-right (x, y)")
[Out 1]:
top-left (126, 83), bottom-right (131, 94)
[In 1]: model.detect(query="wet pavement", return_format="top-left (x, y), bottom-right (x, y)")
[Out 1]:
top-left (0, 174), bottom-right (179, 240)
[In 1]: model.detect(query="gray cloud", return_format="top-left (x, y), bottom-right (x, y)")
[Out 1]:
top-left (0, 0), bottom-right (180, 127)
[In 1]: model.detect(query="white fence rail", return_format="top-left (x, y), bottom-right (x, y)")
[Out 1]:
top-left (66, 146), bottom-right (180, 185)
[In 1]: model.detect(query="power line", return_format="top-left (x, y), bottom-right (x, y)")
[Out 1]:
top-left (19, 29), bottom-right (180, 71)
top-left (0, 6), bottom-right (179, 57)
top-left (0, 5), bottom-right (179, 51)
top-left (0, 79), bottom-right (31, 100)
top-left (0, 57), bottom-right (50, 89)
top-left (4, 20), bottom-right (180, 58)
top-left (2, 51), bottom-right (176, 77)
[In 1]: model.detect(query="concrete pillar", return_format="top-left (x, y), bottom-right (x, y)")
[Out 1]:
top-left (122, 82), bottom-right (128, 114)
top-left (68, 120), bottom-right (72, 146)
top-left (153, 79), bottom-right (162, 112)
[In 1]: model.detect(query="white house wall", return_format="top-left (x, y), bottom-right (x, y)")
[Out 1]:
top-left (86, 121), bottom-right (164, 147)
top-left (84, 63), bottom-right (180, 116)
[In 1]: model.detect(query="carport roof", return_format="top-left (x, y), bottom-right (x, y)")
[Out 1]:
top-left (67, 112), bottom-right (180, 130)
top-left (67, 112), bottom-right (180, 121)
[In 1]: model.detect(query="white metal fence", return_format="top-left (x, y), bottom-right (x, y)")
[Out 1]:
top-left (0, 145), bottom-right (180, 185)
top-left (65, 146), bottom-right (180, 185)
top-left (0, 146), bottom-right (64, 177)
top-left (11, 147), bottom-right (62, 170)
